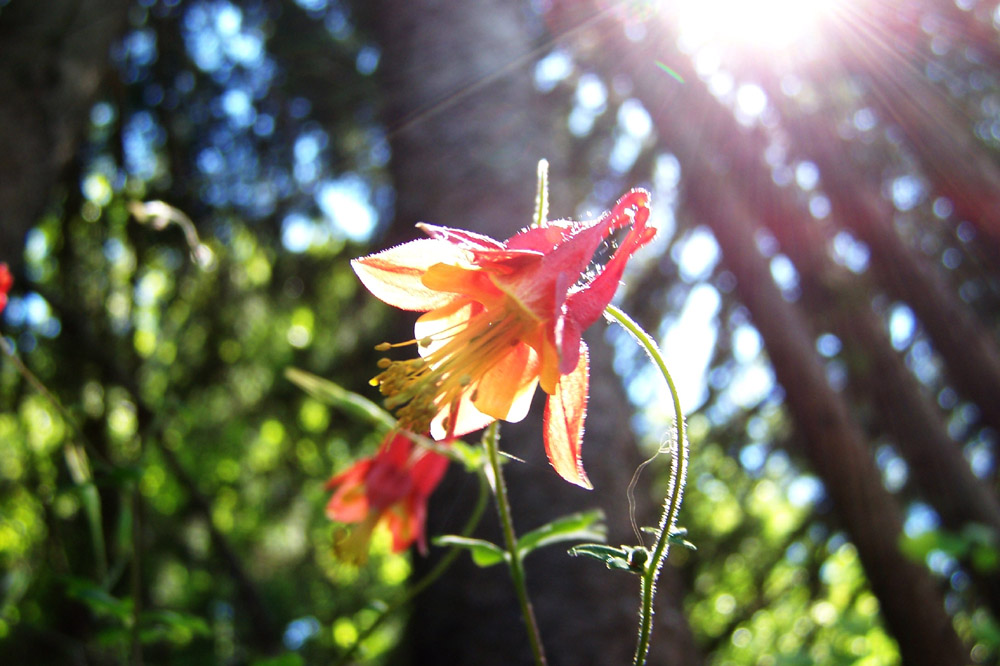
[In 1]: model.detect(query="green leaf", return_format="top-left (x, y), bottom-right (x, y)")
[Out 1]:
top-left (434, 535), bottom-right (508, 567)
top-left (517, 509), bottom-right (607, 560)
top-left (568, 543), bottom-right (650, 574)
top-left (668, 528), bottom-right (697, 551)
top-left (568, 543), bottom-right (630, 569)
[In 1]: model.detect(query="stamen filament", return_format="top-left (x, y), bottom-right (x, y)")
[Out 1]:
top-left (372, 304), bottom-right (536, 433)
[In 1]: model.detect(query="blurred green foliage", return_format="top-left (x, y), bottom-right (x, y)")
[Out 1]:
top-left (3, 0), bottom-right (1000, 664)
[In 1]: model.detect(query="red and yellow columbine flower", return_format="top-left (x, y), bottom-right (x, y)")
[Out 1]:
top-left (326, 431), bottom-right (448, 563)
top-left (0, 263), bottom-right (11, 314)
top-left (353, 189), bottom-right (654, 489)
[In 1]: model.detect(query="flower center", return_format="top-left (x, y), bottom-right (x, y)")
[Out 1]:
top-left (372, 304), bottom-right (533, 435)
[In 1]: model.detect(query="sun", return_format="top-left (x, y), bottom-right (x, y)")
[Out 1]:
top-left (671, 0), bottom-right (838, 54)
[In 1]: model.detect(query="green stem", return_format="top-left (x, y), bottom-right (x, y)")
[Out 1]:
top-left (334, 467), bottom-right (490, 666)
top-left (604, 304), bottom-right (688, 666)
top-left (483, 421), bottom-right (548, 666)
top-left (533, 159), bottom-right (549, 228)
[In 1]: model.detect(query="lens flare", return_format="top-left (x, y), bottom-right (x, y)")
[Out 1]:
top-left (674, 0), bottom-right (836, 52)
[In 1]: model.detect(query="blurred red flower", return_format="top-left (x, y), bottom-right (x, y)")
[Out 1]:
top-left (326, 431), bottom-right (448, 563)
top-left (0, 263), bottom-right (11, 314)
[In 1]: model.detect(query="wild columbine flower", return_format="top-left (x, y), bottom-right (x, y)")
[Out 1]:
top-left (326, 431), bottom-right (449, 563)
top-left (352, 189), bottom-right (654, 488)
top-left (0, 263), bottom-right (11, 314)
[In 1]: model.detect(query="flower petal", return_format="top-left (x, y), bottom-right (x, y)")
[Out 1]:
top-left (430, 394), bottom-right (495, 440)
top-left (543, 341), bottom-right (592, 489)
top-left (352, 239), bottom-right (471, 311)
top-left (416, 222), bottom-right (506, 250)
top-left (410, 448), bottom-right (450, 496)
top-left (472, 342), bottom-right (540, 422)
top-left (555, 316), bottom-right (584, 376)
top-left (326, 480), bottom-right (371, 523)
top-left (491, 190), bottom-right (652, 324)
top-left (414, 298), bottom-right (479, 357)
top-left (565, 190), bottom-right (654, 329)
top-left (421, 262), bottom-right (505, 307)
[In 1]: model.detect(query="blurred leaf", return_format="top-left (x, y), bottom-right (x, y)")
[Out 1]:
top-left (64, 577), bottom-right (132, 622)
top-left (139, 609), bottom-right (211, 645)
top-left (433, 535), bottom-right (508, 567)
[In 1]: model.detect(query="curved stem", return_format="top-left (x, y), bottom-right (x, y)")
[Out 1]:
top-left (604, 304), bottom-right (688, 666)
top-left (334, 468), bottom-right (490, 666)
top-left (483, 421), bottom-right (548, 666)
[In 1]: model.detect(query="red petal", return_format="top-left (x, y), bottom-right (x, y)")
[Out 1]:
top-left (565, 190), bottom-right (654, 329)
top-left (504, 223), bottom-right (573, 252)
top-left (493, 190), bottom-right (651, 325)
top-left (352, 239), bottom-right (470, 311)
top-left (325, 458), bottom-right (372, 491)
top-left (555, 314), bottom-right (584, 377)
top-left (543, 342), bottom-right (592, 489)
top-left (326, 482), bottom-right (371, 522)
top-left (417, 222), bottom-right (505, 250)
top-left (410, 448), bottom-right (449, 496)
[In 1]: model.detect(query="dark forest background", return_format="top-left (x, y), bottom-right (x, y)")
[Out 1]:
top-left (2, 0), bottom-right (1000, 664)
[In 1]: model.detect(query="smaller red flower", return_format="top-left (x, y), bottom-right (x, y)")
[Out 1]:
top-left (0, 263), bottom-right (12, 314)
top-left (326, 431), bottom-right (448, 563)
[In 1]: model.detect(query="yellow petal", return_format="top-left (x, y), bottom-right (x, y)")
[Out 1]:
top-left (473, 343), bottom-right (540, 422)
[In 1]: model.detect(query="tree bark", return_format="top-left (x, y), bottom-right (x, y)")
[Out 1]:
top-left (0, 0), bottom-right (130, 271)
top-left (365, 1), bottom-right (700, 663)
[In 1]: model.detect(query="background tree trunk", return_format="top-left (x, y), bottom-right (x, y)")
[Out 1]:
top-left (0, 0), bottom-right (130, 272)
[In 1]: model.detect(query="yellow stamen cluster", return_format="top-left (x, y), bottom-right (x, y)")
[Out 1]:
top-left (372, 307), bottom-right (534, 434)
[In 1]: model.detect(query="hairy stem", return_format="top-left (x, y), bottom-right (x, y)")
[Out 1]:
top-left (604, 304), bottom-right (688, 666)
